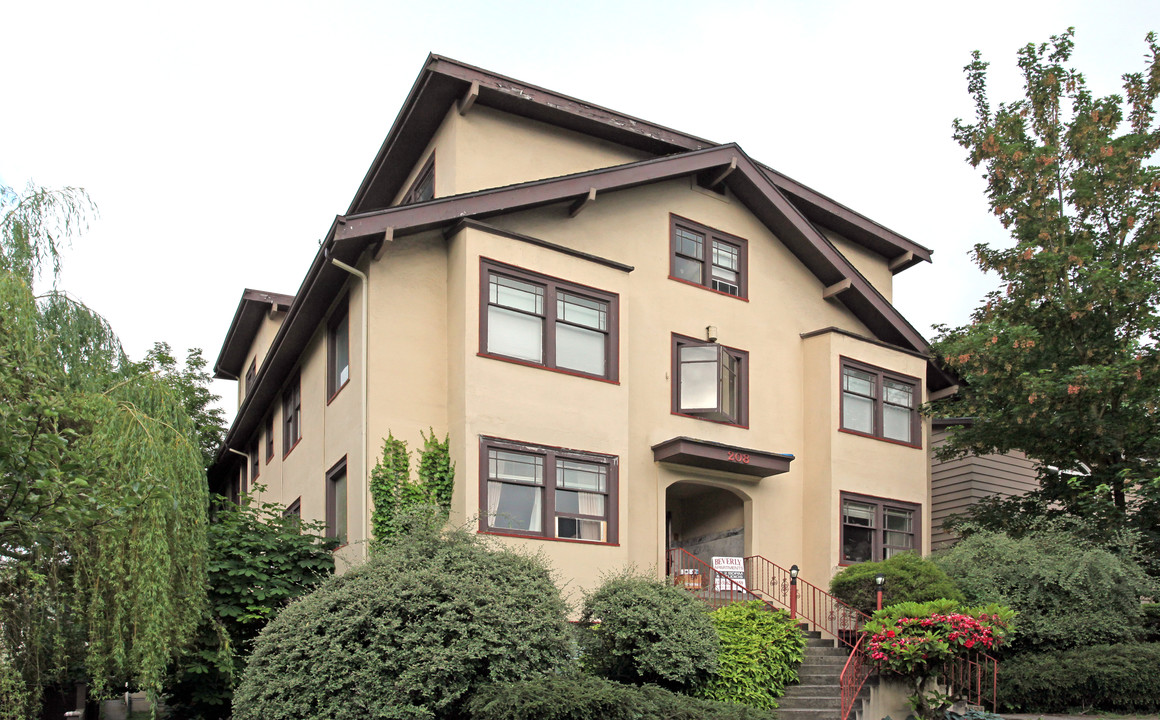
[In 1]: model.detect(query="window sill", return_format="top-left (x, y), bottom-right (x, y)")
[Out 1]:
top-left (667, 275), bottom-right (749, 301)
top-left (327, 379), bottom-right (350, 406)
top-left (329, 541), bottom-right (349, 553)
top-left (283, 437), bottom-right (302, 460)
top-left (838, 427), bottom-right (921, 449)
top-left (265, 454), bottom-right (273, 465)
top-left (671, 410), bottom-right (748, 429)
top-left (477, 352), bottom-right (620, 384)
top-left (479, 529), bottom-right (619, 547)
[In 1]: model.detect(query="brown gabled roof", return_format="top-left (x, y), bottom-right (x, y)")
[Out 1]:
top-left (213, 288), bottom-right (295, 379)
top-left (347, 54), bottom-right (931, 269)
top-left (337, 144), bottom-right (930, 352)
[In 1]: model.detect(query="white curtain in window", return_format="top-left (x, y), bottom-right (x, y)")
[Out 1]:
top-left (488, 306), bottom-right (543, 362)
top-left (556, 324), bottom-right (604, 375)
top-left (843, 393), bottom-right (874, 434)
top-left (883, 405), bottom-right (911, 442)
top-left (577, 492), bottom-right (603, 516)
top-left (487, 481), bottom-right (542, 532)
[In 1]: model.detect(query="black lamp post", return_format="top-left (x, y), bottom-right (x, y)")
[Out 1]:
top-left (789, 565), bottom-right (799, 619)
top-left (874, 573), bottom-right (886, 611)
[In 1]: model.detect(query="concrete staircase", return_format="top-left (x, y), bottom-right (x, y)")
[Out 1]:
top-left (779, 627), bottom-right (872, 720)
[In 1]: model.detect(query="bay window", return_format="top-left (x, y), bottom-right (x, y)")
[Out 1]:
top-left (480, 259), bottom-right (618, 381)
top-left (840, 359), bottom-right (920, 446)
top-left (841, 493), bottom-right (920, 563)
top-left (480, 437), bottom-right (617, 543)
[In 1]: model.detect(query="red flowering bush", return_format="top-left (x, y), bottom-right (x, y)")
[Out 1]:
top-left (862, 599), bottom-right (1015, 719)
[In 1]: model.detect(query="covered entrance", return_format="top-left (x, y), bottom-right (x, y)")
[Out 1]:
top-left (666, 481), bottom-right (747, 569)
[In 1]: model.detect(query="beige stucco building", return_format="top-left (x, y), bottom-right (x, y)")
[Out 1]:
top-left (210, 56), bottom-right (956, 594)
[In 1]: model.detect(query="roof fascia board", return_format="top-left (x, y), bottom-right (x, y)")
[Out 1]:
top-left (212, 288), bottom-right (296, 378)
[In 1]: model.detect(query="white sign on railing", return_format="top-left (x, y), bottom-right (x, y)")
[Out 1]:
top-left (711, 556), bottom-right (746, 591)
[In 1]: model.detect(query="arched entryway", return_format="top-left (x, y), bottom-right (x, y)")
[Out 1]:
top-left (665, 481), bottom-right (749, 569)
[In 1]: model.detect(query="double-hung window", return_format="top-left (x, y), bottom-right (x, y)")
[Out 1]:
top-left (669, 215), bottom-right (747, 298)
top-left (325, 459), bottom-right (347, 545)
top-left (328, 302), bottom-right (350, 400)
top-left (244, 358), bottom-right (256, 396)
top-left (841, 493), bottom-right (920, 563)
top-left (672, 334), bottom-right (748, 425)
top-left (840, 359), bottom-right (920, 446)
top-left (282, 376), bottom-right (301, 456)
top-left (480, 437), bottom-right (617, 544)
top-left (265, 414), bottom-right (275, 463)
top-left (480, 259), bottom-right (618, 381)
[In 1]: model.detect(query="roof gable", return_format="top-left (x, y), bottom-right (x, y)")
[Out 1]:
top-left (213, 288), bottom-right (294, 379)
top-left (348, 54), bottom-right (930, 268)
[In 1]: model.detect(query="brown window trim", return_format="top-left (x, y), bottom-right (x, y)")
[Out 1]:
top-left (479, 257), bottom-right (620, 382)
top-left (249, 437), bottom-right (260, 481)
top-left (282, 375), bottom-right (302, 458)
top-left (670, 333), bottom-right (749, 427)
top-left (327, 294), bottom-right (351, 402)
top-left (478, 436), bottom-right (618, 545)
top-left (325, 456), bottom-right (348, 544)
top-left (839, 491), bottom-right (922, 565)
top-left (244, 358), bottom-right (257, 396)
top-left (283, 497), bottom-right (301, 520)
top-left (265, 414), bottom-right (275, 464)
top-left (668, 214), bottom-right (748, 300)
top-left (839, 357), bottom-right (922, 449)
top-left (400, 152), bottom-right (435, 205)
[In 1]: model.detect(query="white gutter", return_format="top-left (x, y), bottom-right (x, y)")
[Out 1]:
top-left (329, 258), bottom-right (369, 557)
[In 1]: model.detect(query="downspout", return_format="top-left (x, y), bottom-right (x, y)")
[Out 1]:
top-left (330, 258), bottom-right (369, 558)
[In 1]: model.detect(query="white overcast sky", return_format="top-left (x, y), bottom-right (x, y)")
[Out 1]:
top-left (2, 0), bottom-right (1158, 421)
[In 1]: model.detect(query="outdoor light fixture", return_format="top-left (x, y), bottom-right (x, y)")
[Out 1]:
top-left (789, 564), bottom-right (799, 582)
top-left (874, 573), bottom-right (885, 587)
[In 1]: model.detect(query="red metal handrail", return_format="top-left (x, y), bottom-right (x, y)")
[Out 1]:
top-left (840, 632), bottom-right (873, 720)
top-left (665, 548), bottom-right (777, 611)
top-left (941, 650), bottom-right (999, 711)
top-left (743, 554), bottom-right (870, 648)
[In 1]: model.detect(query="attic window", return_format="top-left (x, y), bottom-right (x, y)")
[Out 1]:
top-left (401, 154), bottom-right (435, 205)
top-left (669, 215), bottom-right (747, 299)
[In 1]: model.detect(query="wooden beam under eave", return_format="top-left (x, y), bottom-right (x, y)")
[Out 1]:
top-left (823, 278), bottom-right (852, 299)
top-left (458, 81), bottom-right (479, 115)
top-left (889, 251), bottom-right (915, 272)
top-left (927, 384), bottom-right (960, 402)
top-left (708, 156), bottom-right (737, 188)
top-left (372, 227), bottom-right (395, 261)
top-left (568, 188), bottom-right (597, 218)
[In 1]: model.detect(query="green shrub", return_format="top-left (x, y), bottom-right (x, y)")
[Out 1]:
top-left (578, 572), bottom-right (718, 692)
top-left (1142, 603), bottom-right (1160, 642)
top-left (998, 643), bottom-right (1160, 713)
top-left (232, 526), bottom-right (572, 720)
top-left (933, 528), bottom-right (1154, 652)
top-left (467, 675), bottom-right (778, 720)
top-left (697, 601), bottom-right (804, 708)
top-left (829, 553), bottom-right (964, 615)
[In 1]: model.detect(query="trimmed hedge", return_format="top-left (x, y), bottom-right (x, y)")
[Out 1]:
top-left (467, 675), bottom-right (778, 720)
top-left (578, 573), bottom-right (718, 691)
top-left (829, 553), bottom-right (963, 615)
top-left (232, 526), bottom-right (572, 720)
top-left (934, 529), bottom-right (1153, 651)
top-left (698, 601), bottom-right (805, 708)
top-left (999, 643), bottom-right (1160, 713)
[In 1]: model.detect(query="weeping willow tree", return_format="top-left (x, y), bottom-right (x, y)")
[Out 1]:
top-left (0, 182), bottom-right (208, 715)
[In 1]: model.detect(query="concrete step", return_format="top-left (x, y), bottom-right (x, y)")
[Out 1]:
top-left (801, 655), bottom-right (849, 667)
top-left (805, 637), bottom-right (837, 648)
top-left (804, 646), bottom-right (849, 657)
top-left (779, 696), bottom-right (842, 710)
top-left (783, 684), bottom-right (841, 698)
top-left (776, 709), bottom-right (841, 720)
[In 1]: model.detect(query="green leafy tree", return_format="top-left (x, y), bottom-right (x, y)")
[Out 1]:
top-left (934, 29), bottom-right (1160, 553)
top-left (0, 182), bottom-right (209, 713)
top-left (137, 342), bottom-right (227, 469)
top-left (166, 489), bottom-right (336, 719)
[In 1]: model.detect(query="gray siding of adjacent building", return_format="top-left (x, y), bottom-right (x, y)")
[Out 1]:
top-left (930, 427), bottom-right (1039, 548)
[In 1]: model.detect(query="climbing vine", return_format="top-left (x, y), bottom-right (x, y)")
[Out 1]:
top-left (370, 429), bottom-right (454, 542)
